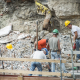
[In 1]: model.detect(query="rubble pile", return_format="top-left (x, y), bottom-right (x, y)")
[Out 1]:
top-left (0, 29), bottom-right (73, 74)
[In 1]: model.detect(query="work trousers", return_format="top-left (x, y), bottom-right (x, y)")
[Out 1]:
top-left (51, 51), bottom-right (66, 72)
top-left (76, 39), bottom-right (80, 59)
top-left (28, 62), bottom-right (42, 76)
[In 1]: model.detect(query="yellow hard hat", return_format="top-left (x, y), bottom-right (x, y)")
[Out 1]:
top-left (64, 20), bottom-right (71, 27)
top-left (6, 43), bottom-right (13, 49)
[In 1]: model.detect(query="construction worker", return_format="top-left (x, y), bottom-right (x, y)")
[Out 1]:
top-left (47, 29), bottom-right (67, 73)
top-left (65, 20), bottom-right (80, 60)
top-left (28, 48), bottom-right (51, 76)
top-left (34, 39), bottom-right (49, 51)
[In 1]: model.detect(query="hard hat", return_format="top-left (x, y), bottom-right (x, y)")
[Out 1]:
top-left (41, 48), bottom-right (48, 55)
top-left (6, 43), bottom-right (13, 49)
top-left (53, 29), bottom-right (59, 34)
top-left (65, 20), bottom-right (71, 27)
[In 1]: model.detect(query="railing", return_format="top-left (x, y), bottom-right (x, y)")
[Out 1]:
top-left (0, 57), bottom-right (71, 77)
top-left (63, 50), bottom-right (80, 80)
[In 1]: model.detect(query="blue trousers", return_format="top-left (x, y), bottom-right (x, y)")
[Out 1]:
top-left (51, 52), bottom-right (66, 72)
top-left (28, 62), bottom-right (42, 76)
top-left (76, 39), bottom-right (80, 59)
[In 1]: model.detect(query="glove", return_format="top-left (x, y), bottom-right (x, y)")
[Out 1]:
top-left (34, 49), bottom-right (36, 51)
top-left (73, 43), bottom-right (76, 50)
top-left (49, 69), bottom-right (51, 72)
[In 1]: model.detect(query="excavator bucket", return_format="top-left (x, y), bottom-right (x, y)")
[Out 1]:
top-left (35, 1), bottom-right (50, 14)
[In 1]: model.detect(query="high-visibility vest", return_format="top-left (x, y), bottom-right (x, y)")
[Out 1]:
top-left (38, 39), bottom-right (46, 50)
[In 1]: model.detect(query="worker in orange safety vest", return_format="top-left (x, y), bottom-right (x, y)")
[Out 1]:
top-left (34, 39), bottom-right (49, 51)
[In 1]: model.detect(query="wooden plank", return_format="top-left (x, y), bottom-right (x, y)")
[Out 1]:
top-left (0, 76), bottom-right (73, 80)
top-left (66, 63), bottom-right (80, 67)
top-left (71, 73), bottom-right (80, 76)
top-left (0, 69), bottom-right (71, 77)
top-left (24, 77), bottom-right (73, 80)
top-left (0, 76), bottom-right (17, 80)
top-left (0, 57), bottom-right (66, 63)
top-left (63, 51), bottom-right (80, 54)
top-left (17, 76), bottom-right (23, 80)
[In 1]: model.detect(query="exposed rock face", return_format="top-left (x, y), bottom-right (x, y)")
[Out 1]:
top-left (0, 0), bottom-right (80, 33)
top-left (48, 0), bottom-right (80, 17)
top-left (43, 0), bottom-right (80, 32)
top-left (0, 1), bottom-right (45, 32)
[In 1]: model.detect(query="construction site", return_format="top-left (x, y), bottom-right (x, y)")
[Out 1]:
top-left (0, 0), bottom-right (80, 80)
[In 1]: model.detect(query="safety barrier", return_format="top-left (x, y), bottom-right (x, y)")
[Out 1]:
top-left (63, 51), bottom-right (80, 79)
top-left (0, 57), bottom-right (71, 77)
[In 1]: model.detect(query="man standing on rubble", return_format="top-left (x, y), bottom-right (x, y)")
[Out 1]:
top-left (28, 48), bottom-right (51, 76)
top-left (47, 29), bottom-right (67, 73)
top-left (65, 20), bottom-right (80, 60)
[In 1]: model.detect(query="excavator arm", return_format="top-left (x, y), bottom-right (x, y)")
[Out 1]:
top-left (35, 1), bottom-right (51, 14)
top-left (35, 1), bottom-right (52, 30)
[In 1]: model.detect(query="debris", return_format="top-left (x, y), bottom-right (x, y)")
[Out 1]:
top-left (0, 14), bottom-right (3, 16)
top-left (17, 33), bottom-right (30, 39)
top-left (0, 24), bottom-right (12, 37)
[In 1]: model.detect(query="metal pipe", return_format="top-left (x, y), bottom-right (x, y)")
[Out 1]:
top-left (60, 52), bottom-right (62, 80)
top-left (0, 49), bottom-right (5, 75)
top-left (71, 50), bottom-right (75, 80)
top-left (36, 21), bottom-right (38, 50)
top-left (70, 34), bottom-right (75, 80)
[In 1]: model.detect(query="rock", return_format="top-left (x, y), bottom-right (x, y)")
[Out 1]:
top-left (39, 31), bottom-right (44, 39)
top-left (48, 0), bottom-right (80, 17)
top-left (31, 35), bottom-right (36, 43)
top-left (0, 24), bottom-right (12, 37)
top-left (0, 31), bottom-right (18, 43)
top-left (17, 33), bottom-right (30, 39)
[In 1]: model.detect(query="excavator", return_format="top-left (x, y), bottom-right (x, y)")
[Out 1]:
top-left (35, 0), bottom-right (52, 30)
top-left (35, 0), bottom-right (59, 31)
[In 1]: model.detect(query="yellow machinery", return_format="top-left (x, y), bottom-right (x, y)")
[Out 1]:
top-left (35, 1), bottom-right (51, 14)
top-left (35, 1), bottom-right (52, 30)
